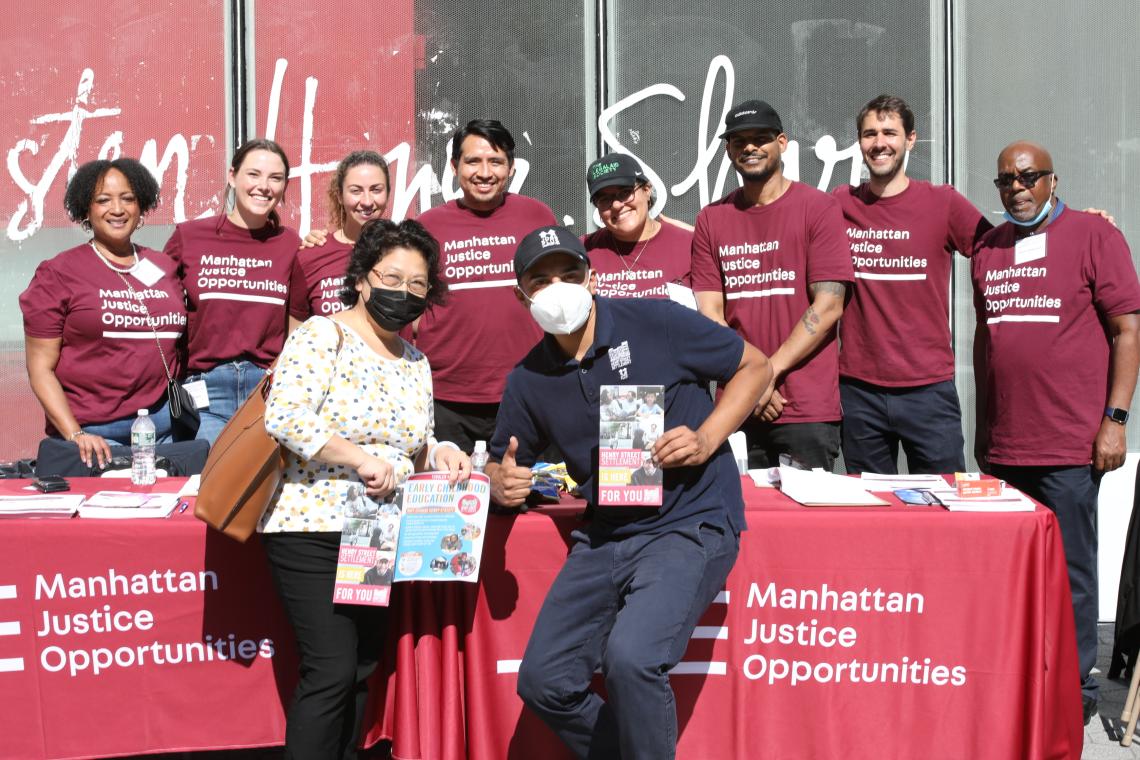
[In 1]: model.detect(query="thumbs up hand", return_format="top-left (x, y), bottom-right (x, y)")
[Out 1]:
top-left (488, 436), bottom-right (533, 508)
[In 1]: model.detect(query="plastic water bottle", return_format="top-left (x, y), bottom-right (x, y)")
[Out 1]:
top-left (130, 409), bottom-right (157, 485)
top-left (471, 441), bottom-right (489, 473)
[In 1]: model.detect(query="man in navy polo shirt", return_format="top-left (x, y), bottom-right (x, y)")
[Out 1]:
top-left (486, 225), bottom-right (771, 760)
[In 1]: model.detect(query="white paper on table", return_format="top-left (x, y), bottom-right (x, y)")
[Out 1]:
top-left (859, 473), bottom-right (948, 492)
top-left (178, 475), bottom-right (200, 497)
top-left (78, 492), bottom-right (180, 519)
top-left (928, 485), bottom-right (1035, 512)
top-left (0, 494), bottom-right (85, 517)
top-left (778, 466), bottom-right (888, 506)
top-left (747, 468), bottom-right (778, 488)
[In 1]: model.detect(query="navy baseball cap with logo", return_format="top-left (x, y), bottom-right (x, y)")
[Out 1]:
top-left (586, 153), bottom-right (647, 201)
top-left (719, 99), bottom-right (784, 138)
top-left (514, 225), bottom-right (590, 280)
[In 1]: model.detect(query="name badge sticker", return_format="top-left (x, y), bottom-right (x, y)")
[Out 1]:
top-left (132, 257), bottom-right (165, 287)
top-left (1014, 234), bottom-right (1047, 265)
top-left (181, 380), bottom-right (210, 410)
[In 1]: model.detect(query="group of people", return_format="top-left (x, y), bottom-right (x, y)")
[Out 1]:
top-left (17, 91), bottom-right (1139, 757)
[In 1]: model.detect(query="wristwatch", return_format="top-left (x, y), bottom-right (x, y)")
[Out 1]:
top-left (1105, 407), bottom-right (1129, 424)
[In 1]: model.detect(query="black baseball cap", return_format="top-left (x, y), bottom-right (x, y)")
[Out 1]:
top-left (586, 153), bottom-right (647, 200)
top-left (514, 225), bottom-right (590, 280)
top-left (719, 100), bottom-right (784, 138)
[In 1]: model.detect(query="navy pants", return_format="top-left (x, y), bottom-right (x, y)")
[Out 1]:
top-left (517, 521), bottom-right (739, 760)
top-left (741, 419), bottom-right (841, 471)
top-left (986, 463), bottom-right (1101, 702)
top-left (839, 378), bottom-right (966, 475)
top-left (262, 531), bottom-right (387, 759)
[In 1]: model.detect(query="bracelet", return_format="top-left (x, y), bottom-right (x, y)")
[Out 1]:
top-left (69, 430), bottom-right (88, 442)
top-left (428, 441), bottom-right (460, 470)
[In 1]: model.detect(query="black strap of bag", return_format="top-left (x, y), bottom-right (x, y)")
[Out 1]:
top-left (102, 251), bottom-right (199, 438)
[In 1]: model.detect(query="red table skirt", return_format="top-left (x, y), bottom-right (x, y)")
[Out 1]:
top-left (369, 483), bottom-right (1083, 760)
top-left (0, 478), bottom-right (1081, 759)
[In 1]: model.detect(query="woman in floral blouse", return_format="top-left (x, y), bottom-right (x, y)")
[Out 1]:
top-left (261, 218), bottom-right (469, 759)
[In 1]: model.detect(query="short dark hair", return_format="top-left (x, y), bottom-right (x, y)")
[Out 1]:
top-left (450, 119), bottom-right (515, 165)
top-left (63, 158), bottom-right (160, 223)
top-left (857, 95), bottom-right (915, 136)
top-left (228, 138), bottom-right (291, 229)
top-left (339, 219), bottom-right (449, 308)
top-left (327, 150), bottom-right (390, 230)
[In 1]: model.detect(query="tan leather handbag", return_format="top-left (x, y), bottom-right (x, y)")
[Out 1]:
top-left (195, 322), bottom-right (344, 541)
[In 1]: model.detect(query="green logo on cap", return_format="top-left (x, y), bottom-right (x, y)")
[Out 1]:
top-left (590, 161), bottom-right (620, 180)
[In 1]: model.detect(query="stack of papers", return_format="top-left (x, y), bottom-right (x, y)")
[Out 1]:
top-left (859, 473), bottom-right (948, 491)
top-left (778, 466), bottom-right (888, 507)
top-left (0, 494), bottom-right (85, 518)
top-left (77, 491), bottom-right (181, 519)
top-left (926, 484), bottom-right (1036, 512)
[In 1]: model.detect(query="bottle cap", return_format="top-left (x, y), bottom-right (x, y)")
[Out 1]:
top-left (474, 440), bottom-right (487, 453)
top-left (138, 409), bottom-right (149, 416)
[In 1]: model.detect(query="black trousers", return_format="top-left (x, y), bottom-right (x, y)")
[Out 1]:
top-left (741, 419), bottom-right (841, 471)
top-left (261, 531), bottom-right (387, 760)
top-left (839, 378), bottom-right (966, 475)
top-left (986, 463), bottom-right (1101, 702)
top-left (433, 399), bottom-right (500, 454)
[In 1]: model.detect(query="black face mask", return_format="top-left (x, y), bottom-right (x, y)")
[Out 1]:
top-left (364, 286), bottom-right (428, 331)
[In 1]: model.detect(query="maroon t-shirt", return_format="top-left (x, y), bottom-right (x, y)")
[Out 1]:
top-left (288, 236), bottom-right (352, 319)
top-left (583, 220), bottom-right (692, 299)
top-left (834, 180), bottom-right (988, 386)
top-left (691, 182), bottom-right (854, 423)
top-left (416, 194), bottom-right (556, 403)
top-left (163, 216), bottom-right (300, 372)
top-left (972, 207), bottom-right (1140, 466)
top-left (20, 244), bottom-right (188, 432)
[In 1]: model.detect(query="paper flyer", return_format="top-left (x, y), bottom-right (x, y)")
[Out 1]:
top-left (333, 485), bottom-right (401, 606)
top-left (393, 471), bottom-right (490, 583)
top-left (598, 384), bottom-right (664, 507)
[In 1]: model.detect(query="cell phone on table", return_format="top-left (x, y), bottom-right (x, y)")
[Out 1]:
top-left (34, 475), bottom-right (70, 493)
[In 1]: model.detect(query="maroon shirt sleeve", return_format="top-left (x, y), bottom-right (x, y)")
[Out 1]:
top-left (20, 260), bottom-right (68, 338)
top-left (944, 186), bottom-right (991, 258)
top-left (1088, 218), bottom-right (1140, 317)
top-left (690, 203), bottom-right (725, 292)
top-left (288, 255), bottom-right (311, 321)
top-left (804, 193), bottom-right (855, 285)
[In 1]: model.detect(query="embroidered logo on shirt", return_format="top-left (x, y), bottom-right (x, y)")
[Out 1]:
top-left (608, 340), bottom-right (631, 379)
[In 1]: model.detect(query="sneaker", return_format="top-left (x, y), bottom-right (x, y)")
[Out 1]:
top-left (1083, 696), bottom-right (1099, 726)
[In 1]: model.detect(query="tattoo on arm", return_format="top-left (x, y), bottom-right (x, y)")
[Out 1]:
top-left (801, 305), bottom-right (821, 336)
top-left (809, 280), bottom-right (846, 298)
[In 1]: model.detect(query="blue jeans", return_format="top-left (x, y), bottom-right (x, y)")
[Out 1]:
top-left (516, 520), bottom-right (739, 760)
top-left (986, 463), bottom-right (1101, 703)
top-left (82, 398), bottom-right (173, 446)
top-left (187, 361), bottom-right (267, 445)
top-left (839, 378), bottom-right (966, 475)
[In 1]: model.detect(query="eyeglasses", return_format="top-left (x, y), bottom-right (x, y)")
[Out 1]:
top-left (993, 170), bottom-right (1053, 190)
top-left (370, 269), bottom-right (431, 296)
top-left (592, 185), bottom-right (639, 209)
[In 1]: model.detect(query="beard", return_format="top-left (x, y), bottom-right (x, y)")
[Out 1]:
top-left (737, 160), bottom-right (779, 184)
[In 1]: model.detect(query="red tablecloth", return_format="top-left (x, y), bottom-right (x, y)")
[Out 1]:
top-left (0, 478), bottom-right (297, 760)
top-left (0, 478), bottom-right (1081, 759)
top-left (371, 483), bottom-right (1083, 760)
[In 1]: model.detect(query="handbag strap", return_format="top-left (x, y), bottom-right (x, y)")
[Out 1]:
top-left (261, 317), bottom-right (346, 403)
top-left (100, 250), bottom-right (176, 385)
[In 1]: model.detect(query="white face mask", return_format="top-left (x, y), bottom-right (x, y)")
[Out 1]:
top-left (523, 277), bottom-right (593, 335)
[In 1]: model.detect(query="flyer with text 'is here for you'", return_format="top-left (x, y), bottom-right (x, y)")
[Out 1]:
top-left (333, 472), bottom-right (490, 607)
top-left (599, 384), bottom-right (664, 507)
